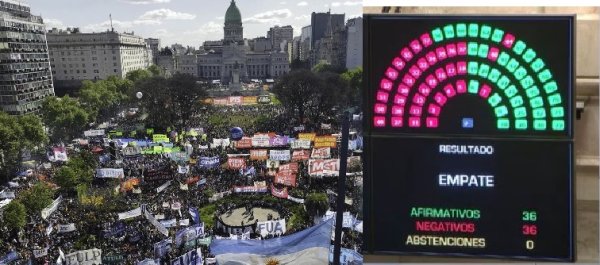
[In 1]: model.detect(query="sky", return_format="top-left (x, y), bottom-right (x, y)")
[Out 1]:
top-left (22, 0), bottom-right (362, 48)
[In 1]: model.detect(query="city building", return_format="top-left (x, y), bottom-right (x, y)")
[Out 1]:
top-left (345, 17), bottom-right (363, 69)
top-left (312, 12), bottom-right (347, 68)
top-left (267, 25), bottom-right (293, 51)
top-left (47, 28), bottom-right (153, 83)
top-left (145, 38), bottom-right (160, 64)
top-left (310, 11), bottom-right (345, 49)
top-left (289, 36), bottom-right (301, 62)
top-left (299, 25), bottom-right (312, 61)
top-left (0, 0), bottom-right (55, 115)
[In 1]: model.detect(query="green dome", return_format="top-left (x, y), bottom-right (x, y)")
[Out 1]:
top-left (225, 0), bottom-right (242, 24)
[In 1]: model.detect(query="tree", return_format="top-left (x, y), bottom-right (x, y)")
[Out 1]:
top-left (20, 182), bottom-right (54, 214)
top-left (2, 200), bottom-right (26, 230)
top-left (147, 65), bottom-right (161, 76)
top-left (54, 166), bottom-right (79, 190)
top-left (341, 67), bottom-right (363, 109)
top-left (41, 96), bottom-right (90, 142)
top-left (79, 77), bottom-right (132, 122)
top-left (126, 69), bottom-right (152, 83)
top-left (311, 62), bottom-right (345, 74)
top-left (18, 114), bottom-right (48, 149)
top-left (168, 73), bottom-right (209, 129)
top-left (305, 192), bottom-right (329, 218)
top-left (0, 112), bottom-right (47, 182)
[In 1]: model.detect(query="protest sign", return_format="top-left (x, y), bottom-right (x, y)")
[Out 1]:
top-left (250, 149), bottom-right (268, 161)
top-left (311, 147), bottom-right (331, 159)
top-left (269, 150), bottom-right (290, 161)
top-left (314, 136), bottom-right (337, 148)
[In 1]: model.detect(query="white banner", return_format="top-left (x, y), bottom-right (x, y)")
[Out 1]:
top-left (287, 195), bottom-right (305, 204)
top-left (84, 129), bottom-right (105, 137)
top-left (123, 146), bottom-right (141, 156)
top-left (64, 248), bottom-right (102, 265)
top-left (290, 139), bottom-right (311, 149)
top-left (323, 211), bottom-right (356, 228)
top-left (171, 248), bottom-right (203, 265)
top-left (33, 247), bottom-right (48, 258)
top-left (144, 205), bottom-right (169, 237)
top-left (0, 191), bottom-right (15, 199)
top-left (211, 138), bottom-right (230, 149)
top-left (179, 219), bottom-right (190, 226)
top-left (160, 219), bottom-right (177, 228)
top-left (251, 135), bottom-right (270, 147)
top-left (96, 168), bottom-right (124, 179)
top-left (269, 150), bottom-right (291, 161)
top-left (177, 165), bottom-right (190, 174)
top-left (41, 196), bottom-right (62, 220)
top-left (311, 147), bottom-right (331, 159)
top-left (256, 219), bottom-right (286, 237)
top-left (118, 207), bottom-right (142, 220)
top-left (171, 202), bottom-right (182, 210)
top-left (58, 223), bottom-right (76, 233)
top-left (156, 181), bottom-right (172, 193)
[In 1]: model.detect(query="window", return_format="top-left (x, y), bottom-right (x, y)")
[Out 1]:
top-left (114, 69), bottom-right (118, 73)
top-left (83, 70), bottom-right (86, 73)
top-left (93, 70), bottom-right (99, 73)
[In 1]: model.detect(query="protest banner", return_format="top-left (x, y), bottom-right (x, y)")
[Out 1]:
top-left (175, 224), bottom-right (205, 246)
top-left (64, 248), bottom-right (102, 265)
top-left (52, 146), bottom-right (68, 162)
top-left (121, 178), bottom-right (140, 192)
top-left (249, 149), bottom-right (268, 160)
top-left (0, 251), bottom-right (18, 264)
top-left (102, 254), bottom-right (125, 264)
top-left (171, 248), bottom-right (203, 265)
top-left (233, 185), bottom-right (268, 193)
top-left (227, 157), bottom-right (246, 170)
top-left (314, 136), bottom-right (337, 148)
top-left (153, 134), bottom-right (169, 143)
top-left (321, 123), bottom-right (332, 129)
top-left (293, 125), bottom-right (305, 132)
top-left (308, 159), bottom-right (340, 177)
top-left (311, 147), bottom-right (331, 159)
top-left (144, 205), bottom-right (169, 237)
top-left (269, 150), bottom-right (290, 161)
top-left (266, 159), bottom-right (280, 169)
top-left (298, 133), bottom-right (316, 141)
top-left (269, 136), bottom-right (289, 146)
top-left (103, 222), bottom-right (126, 238)
top-left (274, 173), bottom-right (297, 187)
top-left (118, 207), bottom-right (142, 220)
top-left (58, 223), bottom-right (76, 233)
top-left (154, 239), bottom-right (172, 258)
top-left (33, 248), bottom-right (48, 258)
top-left (160, 219), bottom-right (177, 228)
top-left (96, 168), bottom-right (124, 179)
top-left (235, 137), bottom-right (253, 149)
top-left (156, 181), bottom-right (172, 193)
top-left (84, 129), bottom-right (105, 137)
top-left (228, 96), bottom-right (242, 105)
top-left (290, 139), bottom-right (311, 149)
top-left (198, 156), bottom-right (220, 169)
top-left (144, 167), bottom-right (172, 181)
top-left (270, 184), bottom-right (289, 199)
top-left (256, 219), bottom-right (286, 237)
top-left (251, 134), bottom-right (270, 147)
top-left (291, 150), bottom-right (310, 161)
top-left (177, 165), bottom-right (190, 174)
top-left (287, 195), bottom-right (305, 204)
top-left (41, 196), bottom-right (62, 220)
top-left (242, 96), bottom-right (258, 105)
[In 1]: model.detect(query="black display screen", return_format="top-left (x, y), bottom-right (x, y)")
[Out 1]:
top-left (363, 15), bottom-right (574, 261)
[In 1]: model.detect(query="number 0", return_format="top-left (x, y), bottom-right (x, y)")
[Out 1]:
top-left (526, 240), bottom-right (535, 250)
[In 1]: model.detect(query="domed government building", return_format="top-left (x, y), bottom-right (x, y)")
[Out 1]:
top-left (196, 0), bottom-right (290, 89)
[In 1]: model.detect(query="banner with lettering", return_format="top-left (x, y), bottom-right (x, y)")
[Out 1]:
top-left (256, 219), bottom-right (286, 237)
top-left (235, 137), bottom-right (253, 149)
top-left (291, 150), bottom-right (310, 161)
top-left (153, 134), bottom-right (169, 143)
top-left (177, 165), bottom-right (190, 174)
top-left (250, 149), bottom-right (268, 160)
top-left (269, 136), bottom-right (289, 146)
top-left (227, 157), bottom-right (246, 170)
top-left (64, 248), bottom-right (102, 265)
top-left (311, 147), bottom-right (331, 159)
top-left (153, 239), bottom-right (172, 258)
top-left (33, 248), bottom-right (48, 258)
top-left (269, 150), bottom-right (290, 161)
top-left (58, 223), bottom-right (76, 233)
top-left (298, 133), bottom-right (316, 142)
top-left (291, 139), bottom-right (311, 149)
top-left (123, 146), bottom-right (141, 156)
top-left (251, 134), bottom-right (270, 147)
top-left (103, 222), bottom-right (126, 238)
top-left (321, 123), bottom-right (332, 129)
top-left (271, 184), bottom-right (289, 199)
top-left (175, 224), bottom-right (205, 246)
top-left (96, 168), bottom-right (125, 179)
top-left (118, 207), bottom-right (141, 220)
top-left (171, 248), bottom-right (203, 265)
top-left (41, 196), bottom-right (62, 220)
top-left (274, 173), bottom-right (297, 187)
top-left (144, 205), bottom-right (169, 237)
top-left (102, 254), bottom-right (125, 264)
top-left (314, 136), bottom-right (337, 148)
top-left (233, 186), bottom-right (268, 193)
top-left (84, 129), bottom-right (105, 137)
top-left (144, 167), bottom-right (172, 181)
top-left (278, 162), bottom-right (299, 174)
top-left (287, 195), bottom-right (305, 204)
top-left (308, 159), bottom-right (340, 177)
top-left (156, 181), bottom-right (172, 193)
top-left (198, 156), bottom-right (220, 169)
top-left (160, 219), bottom-right (177, 228)
top-left (242, 96), bottom-right (258, 105)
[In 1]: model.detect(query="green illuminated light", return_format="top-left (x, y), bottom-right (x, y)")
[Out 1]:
top-left (443, 25), bottom-right (455, 39)
top-left (478, 63), bottom-right (490, 78)
top-left (491, 28), bottom-right (504, 43)
top-left (523, 49), bottom-right (537, 63)
top-left (510, 96), bottom-right (524, 107)
top-left (534, 120), bottom-right (547, 130)
top-left (506, 58), bottom-right (520, 73)
top-left (478, 44), bottom-right (489, 58)
top-left (505, 85), bottom-right (518, 97)
top-left (515, 119), bottom-right (528, 130)
top-left (432, 28), bottom-right (444, 42)
top-left (513, 40), bottom-right (527, 55)
top-left (526, 86), bottom-right (540, 98)
top-left (533, 108), bottom-right (546, 119)
top-left (514, 107), bottom-right (527, 118)
top-left (531, 58), bottom-right (545, 73)
top-left (498, 119), bottom-right (510, 129)
top-left (480, 25), bottom-right (492, 39)
top-left (497, 76), bottom-right (510, 90)
top-left (514, 67), bottom-right (527, 80)
top-left (538, 69), bottom-right (553, 83)
top-left (488, 68), bottom-right (501, 83)
top-left (488, 93), bottom-right (502, 107)
top-left (495, 105), bottom-right (508, 117)
top-left (551, 107), bottom-right (564, 118)
top-left (548, 94), bottom-right (562, 106)
top-left (468, 23), bottom-right (479, 37)
top-left (552, 120), bottom-right (565, 131)
top-left (468, 42), bottom-right (479, 56)
top-left (544, 82), bottom-right (558, 94)
top-left (456, 23), bottom-right (467, 37)
top-left (530, 96), bottom-right (544, 109)
top-left (468, 80), bottom-right (480, 94)
top-left (520, 76), bottom-right (534, 89)
top-left (468, 61), bottom-right (479, 75)
top-left (497, 52), bottom-right (510, 66)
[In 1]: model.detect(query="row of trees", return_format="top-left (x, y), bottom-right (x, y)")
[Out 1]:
top-left (0, 112), bottom-right (47, 182)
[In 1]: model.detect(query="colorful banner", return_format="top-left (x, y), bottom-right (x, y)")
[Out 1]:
top-left (291, 150), bottom-right (310, 161)
top-left (250, 149), bottom-right (268, 161)
top-left (298, 133), bottom-right (316, 141)
top-left (311, 147), bottom-right (331, 159)
top-left (41, 196), bottom-right (62, 220)
top-left (314, 136), bottom-right (337, 148)
top-left (153, 134), bottom-right (169, 143)
top-left (64, 248), bottom-right (102, 265)
top-left (171, 248), bottom-right (203, 265)
top-left (118, 207), bottom-right (142, 220)
top-left (269, 136), bottom-right (289, 146)
top-left (58, 223), bottom-right (76, 233)
top-left (308, 159), bottom-right (340, 177)
top-left (228, 96), bottom-right (242, 105)
top-left (236, 137), bottom-right (253, 149)
top-left (278, 162), bottom-right (299, 174)
top-left (271, 184), bottom-right (289, 198)
top-left (251, 134), bottom-right (270, 147)
top-left (256, 219), bottom-right (286, 237)
top-left (96, 168), bottom-right (125, 178)
top-left (144, 167), bottom-right (172, 181)
top-left (177, 165), bottom-right (190, 174)
top-left (198, 156), bottom-right (220, 169)
top-left (175, 224), bottom-right (205, 246)
top-left (242, 96), bottom-right (258, 105)
top-left (291, 139), bottom-right (311, 149)
top-left (274, 173), bottom-right (296, 187)
top-left (233, 186), bottom-right (268, 193)
top-left (121, 178), bottom-right (140, 192)
top-left (269, 150), bottom-right (291, 161)
top-left (227, 158), bottom-right (246, 170)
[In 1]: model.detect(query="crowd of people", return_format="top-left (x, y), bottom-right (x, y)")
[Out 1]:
top-left (0, 104), bottom-right (363, 264)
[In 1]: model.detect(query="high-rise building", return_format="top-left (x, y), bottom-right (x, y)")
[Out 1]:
top-left (289, 36), bottom-right (301, 62)
top-left (310, 11), bottom-right (345, 49)
top-left (299, 25), bottom-right (312, 61)
top-left (267, 25), bottom-right (293, 51)
top-left (47, 28), bottom-right (153, 82)
top-left (345, 17), bottom-right (363, 69)
top-left (0, 0), bottom-right (55, 115)
top-left (145, 38), bottom-right (161, 64)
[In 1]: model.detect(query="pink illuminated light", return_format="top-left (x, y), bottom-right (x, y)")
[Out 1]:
top-left (479, 84), bottom-right (492, 99)
top-left (456, 61), bottom-right (467, 75)
top-left (488, 47), bottom-right (499, 62)
top-left (402, 74), bottom-right (416, 86)
top-left (409, 65), bottom-right (422, 78)
top-left (502, 33), bottom-right (515, 49)
top-left (428, 104), bottom-right (441, 116)
top-left (385, 68), bottom-right (398, 81)
top-left (418, 83), bottom-right (431, 96)
top-left (374, 103), bottom-right (387, 114)
top-left (413, 93), bottom-right (426, 106)
top-left (410, 105), bottom-right (423, 116)
top-left (392, 57), bottom-right (406, 70)
top-left (417, 58), bottom-right (429, 71)
top-left (420, 33), bottom-right (433, 47)
top-left (434, 92), bottom-right (448, 106)
top-left (380, 78), bottom-right (393, 91)
top-left (376, 91), bottom-right (389, 102)
top-left (409, 117), bottom-right (421, 127)
top-left (373, 116), bottom-right (386, 127)
top-left (391, 117), bottom-right (403, 127)
top-left (446, 43), bottom-right (457, 57)
top-left (443, 84), bottom-right (456, 98)
top-left (426, 51), bottom-right (438, 65)
top-left (446, 63), bottom-right (457, 77)
top-left (426, 117), bottom-right (439, 128)
top-left (456, 80), bottom-right (467, 94)
top-left (401, 47), bottom-right (413, 61)
top-left (435, 68), bottom-right (447, 82)
top-left (392, 105), bottom-right (404, 116)
top-left (457, 42), bottom-right (467, 55)
top-left (410, 39), bottom-right (423, 53)
top-left (426, 75), bottom-right (438, 88)
top-left (397, 84), bottom-right (410, 96)
top-left (435, 47), bottom-right (448, 60)
top-left (394, 94), bottom-right (407, 105)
